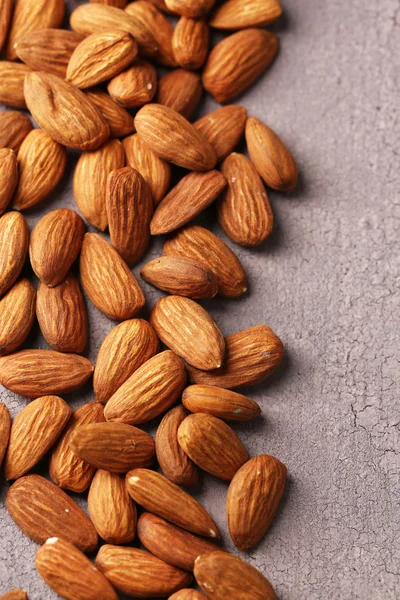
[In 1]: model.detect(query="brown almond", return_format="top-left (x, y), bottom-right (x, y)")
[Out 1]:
top-left (188, 325), bottom-right (284, 389)
top-left (0, 62), bottom-right (31, 109)
top-left (13, 129), bottom-right (67, 211)
top-left (0, 590), bottom-right (27, 600)
top-left (203, 29), bottom-right (278, 103)
top-left (172, 17), bottom-right (209, 70)
top-left (29, 209), bottom-right (85, 287)
top-left (85, 89), bottom-right (135, 139)
top-left (4, 395), bottom-right (72, 481)
top-left (0, 111), bottom-right (33, 153)
top-left (0, 0), bottom-right (12, 52)
top-left (194, 105), bottom-right (247, 162)
top-left (88, 469), bottom-right (137, 544)
top-left (104, 350), bottom-right (186, 424)
top-left (146, 0), bottom-right (176, 14)
top-left (0, 148), bottom-right (18, 215)
top-left (126, 468), bottom-right (219, 538)
top-left (6, 474), bottom-right (98, 552)
top-left (0, 279), bottom-right (36, 356)
top-left (0, 350), bottom-right (94, 398)
top-left (36, 275), bottom-right (88, 354)
top-left (156, 69), bottom-right (203, 119)
top-left (227, 454), bottom-right (287, 551)
top-left (134, 104), bottom-right (217, 171)
top-left (80, 233), bottom-right (145, 321)
top-left (169, 591), bottom-right (205, 600)
top-left (210, 0), bottom-right (282, 29)
top-left (0, 402), bottom-right (11, 468)
top-left (155, 405), bottom-right (199, 487)
top-left (0, 212), bottom-right (29, 298)
top-left (182, 385), bottom-right (261, 421)
top-left (107, 60), bottom-right (157, 108)
top-left (24, 72), bottom-right (109, 151)
top-left (150, 296), bottom-right (225, 370)
top-left (90, 0), bottom-right (127, 6)
top-left (165, 0), bottom-right (215, 17)
top-left (141, 256), bottom-right (218, 299)
top-left (106, 166), bottom-right (153, 266)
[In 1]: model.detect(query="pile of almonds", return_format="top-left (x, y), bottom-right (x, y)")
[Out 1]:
top-left (0, 0), bottom-right (299, 598)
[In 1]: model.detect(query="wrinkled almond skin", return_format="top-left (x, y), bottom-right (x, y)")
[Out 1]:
top-left (0, 111), bottom-right (33, 153)
top-left (0, 212), bottom-right (29, 298)
top-left (156, 69), bottom-right (203, 119)
top-left (0, 590), bottom-right (27, 600)
top-left (194, 105), bottom-right (247, 163)
top-left (105, 351), bottom-right (186, 425)
top-left (182, 385), bottom-right (261, 421)
top-left (155, 405), bottom-right (199, 487)
top-left (203, 29), bottom-right (279, 103)
top-left (172, 17), bottom-right (209, 71)
top-left (80, 233), bottom-right (145, 321)
top-left (165, 0), bottom-right (214, 18)
top-left (29, 209), bottom-right (85, 287)
top-left (6, 475), bottom-right (98, 552)
top-left (85, 89), bottom-right (135, 139)
top-left (227, 454), bottom-right (287, 551)
top-left (126, 468), bottom-right (219, 538)
top-left (4, 395), bottom-right (72, 481)
top-left (36, 537), bottom-right (118, 600)
top-left (169, 591), bottom-right (205, 600)
top-left (0, 62), bottom-right (31, 109)
top-left (150, 296), bottom-right (225, 370)
top-left (0, 0), bottom-right (12, 52)
top-left (50, 402), bottom-right (105, 493)
top-left (0, 402), bottom-right (11, 468)
top-left (90, 0), bottom-right (127, 6)
top-left (88, 470), bottom-right (137, 544)
top-left (210, 0), bottom-right (282, 29)
top-left (0, 148), bottom-right (18, 215)
top-left (13, 129), bottom-right (67, 211)
top-left (0, 279), bottom-right (36, 356)
top-left (141, 256), bottom-right (218, 299)
top-left (108, 60), bottom-right (157, 108)
top-left (188, 325), bottom-right (284, 389)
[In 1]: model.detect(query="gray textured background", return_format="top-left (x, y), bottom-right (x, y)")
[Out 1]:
top-left (1, 0), bottom-right (399, 598)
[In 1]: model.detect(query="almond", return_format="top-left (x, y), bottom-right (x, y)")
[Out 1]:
top-left (150, 170), bottom-right (226, 235)
top-left (107, 60), bottom-right (157, 107)
top-left (203, 29), bottom-right (279, 103)
top-left (169, 591), bottom-right (205, 600)
top-left (80, 233), bottom-right (145, 321)
top-left (66, 31), bottom-right (138, 89)
top-left (4, 395), bottom-right (72, 481)
top-left (104, 350), bottom-right (186, 424)
top-left (0, 212), bottom-right (29, 298)
top-left (0, 62), bottom-right (31, 109)
top-left (218, 152), bottom-right (274, 246)
top-left (194, 551), bottom-right (277, 600)
top-left (36, 274), bottom-right (88, 354)
top-left (13, 129), bottom-right (67, 211)
top-left (182, 385), bottom-right (261, 421)
top-left (0, 350), bottom-right (94, 398)
top-left (24, 72), bottom-right (109, 151)
top-left (172, 17), bottom-right (209, 71)
top-left (150, 296), bottom-right (225, 370)
top-left (123, 133), bottom-right (171, 205)
top-left (106, 166), bottom-right (153, 266)
top-left (146, 0), bottom-right (176, 14)
top-left (91, 0), bottom-right (127, 6)
top-left (210, 0), bottom-right (282, 29)
top-left (0, 111), bottom-right (33, 153)
top-left (126, 468), bottom-right (219, 538)
top-left (29, 209), bottom-right (85, 287)
top-left (96, 545), bottom-right (192, 597)
top-left (194, 105), bottom-right (247, 162)
top-left (50, 402), bottom-right (105, 493)
top-left (155, 405), bottom-right (199, 487)
top-left (165, 0), bottom-right (215, 18)
top-left (0, 279), bottom-right (36, 356)
top-left (164, 225), bottom-right (247, 298)
top-left (141, 256), bottom-right (218, 299)
top-left (188, 325), bottom-right (284, 389)
top-left (6, 474), bottom-right (98, 552)
top-left (73, 139), bottom-right (125, 231)
top-left (0, 148), bottom-right (18, 215)
top-left (36, 537), bottom-right (117, 600)
top-left (156, 69), bottom-right (203, 119)
top-left (227, 454), bottom-right (287, 551)
top-left (85, 89), bottom-right (135, 139)
top-left (0, 0), bottom-right (12, 52)
top-left (0, 591), bottom-right (27, 600)
top-left (0, 402), bottom-right (11, 468)
top-left (134, 104), bottom-right (217, 171)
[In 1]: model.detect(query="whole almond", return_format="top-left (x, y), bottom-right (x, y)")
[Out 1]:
top-left (194, 551), bottom-right (277, 600)
top-left (96, 545), bottom-right (192, 597)
top-left (210, 0), bottom-right (282, 29)
top-left (90, 0), bottom-right (127, 6)
top-left (36, 537), bottom-right (117, 600)
top-left (104, 350), bottom-right (186, 424)
top-left (155, 405), bottom-right (199, 487)
top-left (203, 29), bottom-right (279, 103)
top-left (146, 0), bottom-right (176, 13)
top-left (194, 105), bottom-right (247, 162)
top-left (4, 395), bottom-right (72, 481)
top-left (156, 69), bottom-right (202, 118)
top-left (24, 72), bottom-right (110, 151)
top-left (0, 0), bottom-right (12, 52)
top-left (150, 170), bottom-right (227, 235)
top-left (107, 60), bottom-right (157, 107)
top-left (172, 17), bottom-right (209, 70)
top-left (150, 296), bottom-right (225, 370)
top-left (29, 209), bottom-right (85, 287)
top-left (164, 225), bottom-right (247, 298)
top-left (0, 62), bottom-right (31, 109)
top-left (165, 0), bottom-right (215, 17)
top-left (66, 31), bottom-right (138, 89)
top-left (218, 152), bottom-right (274, 246)
top-left (73, 139), bottom-right (125, 231)
top-left (141, 256), bottom-right (218, 299)
top-left (85, 89), bottom-right (135, 138)
top-left (0, 402), bottom-right (11, 467)
top-left (0, 212), bottom-right (29, 298)
top-left (0, 591), bottom-right (27, 600)
top-left (0, 350), bottom-right (94, 398)
top-left (0, 279), bottom-right (36, 356)
top-left (6, 474), bottom-right (98, 552)
top-left (188, 325), bottom-right (284, 389)
top-left (50, 402), bottom-right (105, 493)
top-left (227, 454), bottom-right (287, 551)
top-left (106, 166), bottom-right (153, 266)
top-left (36, 275), bottom-right (88, 354)
top-left (0, 111), bottom-right (33, 153)
top-left (123, 133), bottom-right (171, 205)
top-left (134, 104), bottom-right (217, 171)
top-left (169, 591), bottom-right (205, 600)
top-left (182, 385), bottom-right (261, 421)
top-left (88, 469), bottom-right (137, 544)
top-left (126, 468), bottom-right (219, 538)
top-left (13, 129), bottom-right (67, 211)
top-left (0, 148), bottom-right (18, 215)
top-left (80, 233), bottom-right (145, 321)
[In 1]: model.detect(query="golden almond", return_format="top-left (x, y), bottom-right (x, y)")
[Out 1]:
top-left (0, 0), bottom-right (12, 52)
top-left (0, 62), bottom-right (31, 109)
top-left (90, 0), bottom-right (127, 6)
top-left (194, 104), bottom-right (247, 162)
top-left (182, 385), bottom-right (261, 421)
top-left (0, 402), bottom-right (11, 468)
top-left (85, 89), bottom-right (135, 138)
top-left (0, 212), bottom-right (29, 298)
top-left (210, 0), bottom-right (282, 29)
top-left (0, 590), bottom-right (27, 600)
top-left (0, 111), bottom-right (33, 153)
top-left (169, 590), bottom-right (205, 600)
top-left (141, 256), bottom-right (218, 299)
top-left (146, 0), bottom-right (176, 13)
top-left (165, 0), bottom-right (215, 17)
top-left (172, 17), bottom-right (209, 71)
top-left (157, 69), bottom-right (202, 119)
top-left (0, 279), bottom-right (36, 357)
top-left (0, 148), bottom-right (18, 215)
top-left (107, 60), bottom-right (157, 107)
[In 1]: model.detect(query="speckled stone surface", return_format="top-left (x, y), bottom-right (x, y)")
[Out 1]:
top-left (1, 0), bottom-right (399, 598)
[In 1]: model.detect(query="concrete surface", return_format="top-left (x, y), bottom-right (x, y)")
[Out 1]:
top-left (1, 0), bottom-right (399, 598)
